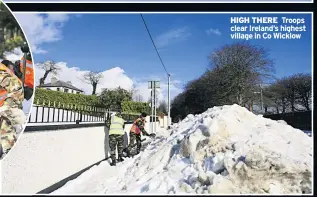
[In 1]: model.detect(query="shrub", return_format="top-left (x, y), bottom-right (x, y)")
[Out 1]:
top-left (121, 100), bottom-right (151, 114)
top-left (34, 88), bottom-right (99, 107)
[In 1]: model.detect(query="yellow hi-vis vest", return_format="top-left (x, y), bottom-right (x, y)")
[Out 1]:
top-left (109, 116), bottom-right (125, 135)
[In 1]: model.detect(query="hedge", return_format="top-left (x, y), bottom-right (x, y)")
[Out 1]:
top-left (34, 89), bottom-right (152, 115)
top-left (34, 88), bottom-right (99, 108)
top-left (121, 100), bottom-right (151, 114)
top-left (264, 111), bottom-right (312, 131)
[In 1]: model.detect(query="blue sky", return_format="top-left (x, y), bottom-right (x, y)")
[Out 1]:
top-left (35, 13), bottom-right (311, 81)
top-left (14, 13), bottom-right (312, 101)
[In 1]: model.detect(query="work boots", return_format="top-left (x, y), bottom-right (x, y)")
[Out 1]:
top-left (136, 148), bottom-right (141, 155)
top-left (126, 149), bottom-right (131, 158)
top-left (117, 155), bottom-right (124, 163)
top-left (110, 154), bottom-right (116, 166)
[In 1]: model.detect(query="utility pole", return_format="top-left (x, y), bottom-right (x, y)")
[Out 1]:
top-left (167, 74), bottom-right (171, 127)
top-left (149, 82), bottom-right (154, 134)
top-left (260, 84), bottom-right (264, 114)
top-left (260, 84), bottom-right (264, 113)
top-left (254, 83), bottom-right (264, 114)
top-left (154, 83), bottom-right (157, 134)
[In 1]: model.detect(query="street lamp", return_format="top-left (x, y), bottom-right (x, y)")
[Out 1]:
top-left (167, 73), bottom-right (171, 127)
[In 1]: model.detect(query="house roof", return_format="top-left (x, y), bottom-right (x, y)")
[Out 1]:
top-left (39, 80), bottom-right (84, 92)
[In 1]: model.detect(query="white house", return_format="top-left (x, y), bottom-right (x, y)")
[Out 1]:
top-left (39, 76), bottom-right (84, 94)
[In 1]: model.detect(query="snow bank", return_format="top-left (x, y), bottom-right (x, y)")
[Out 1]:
top-left (52, 104), bottom-right (313, 194)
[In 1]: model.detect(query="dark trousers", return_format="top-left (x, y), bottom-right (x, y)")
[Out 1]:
top-left (128, 132), bottom-right (141, 153)
top-left (109, 134), bottom-right (124, 160)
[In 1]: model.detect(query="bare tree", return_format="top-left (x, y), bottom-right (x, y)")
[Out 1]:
top-left (280, 77), bottom-right (297, 112)
top-left (129, 84), bottom-right (142, 101)
top-left (265, 73), bottom-right (312, 113)
top-left (209, 42), bottom-right (275, 106)
top-left (38, 60), bottom-right (61, 86)
top-left (293, 73), bottom-right (312, 111)
top-left (265, 82), bottom-right (288, 113)
top-left (171, 43), bottom-right (276, 120)
top-left (82, 71), bottom-right (103, 95)
top-left (158, 100), bottom-right (168, 115)
top-left (279, 74), bottom-right (312, 112)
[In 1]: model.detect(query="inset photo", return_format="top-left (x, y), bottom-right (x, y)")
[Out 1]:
top-left (0, 0), bottom-right (34, 160)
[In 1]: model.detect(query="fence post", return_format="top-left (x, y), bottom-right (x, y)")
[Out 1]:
top-left (80, 105), bottom-right (83, 122)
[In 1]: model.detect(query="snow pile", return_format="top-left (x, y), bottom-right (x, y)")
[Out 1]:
top-left (53, 104), bottom-right (312, 194)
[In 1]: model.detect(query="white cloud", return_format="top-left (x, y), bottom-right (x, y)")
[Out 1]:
top-left (34, 62), bottom-right (182, 104)
top-left (206, 28), bottom-right (221, 36)
top-left (34, 62), bottom-right (133, 95)
top-left (14, 13), bottom-right (70, 54)
top-left (155, 27), bottom-right (191, 48)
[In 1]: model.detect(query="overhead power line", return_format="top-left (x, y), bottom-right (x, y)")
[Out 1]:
top-left (140, 14), bottom-right (172, 127)
top-left (140, 14), bottom-right (169, 75)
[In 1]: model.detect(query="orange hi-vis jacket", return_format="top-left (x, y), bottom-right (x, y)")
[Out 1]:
top-left (130, 117), bottom-right (144, 135)
top-left (19, 57), bottom-right (34, 89)
top-left (0, 63), bottom-right (22, 107)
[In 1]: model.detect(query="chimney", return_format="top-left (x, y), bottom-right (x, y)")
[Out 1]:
top-left (51, 76), bottom-right (57, 84)
top-left (67, 81), bottom-right (72, 85)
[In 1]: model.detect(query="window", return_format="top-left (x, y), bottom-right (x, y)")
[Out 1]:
top-left (72, 90), bottom-right (74, 93)
top-left (46, 88), bottom-right (51, 90)
top-left (64, 88), bottom-right (69, 93)
top-left (77, 92), bottom-right (80, 94)
top-left (57, 88), bottom-right (60, 91)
